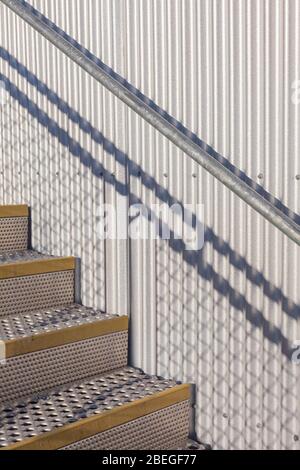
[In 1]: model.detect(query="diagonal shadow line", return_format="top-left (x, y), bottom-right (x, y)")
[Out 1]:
top-left (1, 50), bottom-right (299, 322)
top-left (1, 41), bottom-right (299, 239)
top-left (0, 71), bottom-right (298, 361)
top-left (16, 0), bottom-right (300, 226)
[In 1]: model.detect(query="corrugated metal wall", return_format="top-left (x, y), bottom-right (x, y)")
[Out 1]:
top-left (0, 0), bottom-right (299, 449)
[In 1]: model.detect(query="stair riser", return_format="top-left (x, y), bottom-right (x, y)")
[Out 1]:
top-left (62, 401), bottom-right (190, 450)
top-left (0, 332), bottom-right (128, 405)
top-left (0, 217), bottom-right (28, 252)
top-left (0, 270), bottom-right (74, 317)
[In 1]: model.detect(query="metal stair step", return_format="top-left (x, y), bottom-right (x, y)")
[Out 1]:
top-left (0, 317), bottom-right (128, 405)
top-left (0, 205), bottom-right (29, 252)
top-left (0, 367), bottom-right (190, 450)
top-left (0, 249), bottom-right (53, 265)
top-left (62, 401), bottom-right (191, 450)
top-left (0, 303), bottom-right (128, 358)
top-left (0, 250), bottom-right (75, 317)
top-left (0, 204), bottom-right (190, 450)
top-left (0, 249), bottom-right (75, 278)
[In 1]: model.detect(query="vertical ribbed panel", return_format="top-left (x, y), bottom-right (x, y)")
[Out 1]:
top-left (0, 0), bottom-right (130, 315)
top-left (0, 0), bottom-right (299, 449)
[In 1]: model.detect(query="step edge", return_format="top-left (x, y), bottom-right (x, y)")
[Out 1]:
top-left (0, 257), bottom-right (76, 279)
top-left (0, 205), bottom-right (29, 218)
top-left (4, 315), bottom-right (129, 358)
top-left (2, 384), bottom-right (191, 450)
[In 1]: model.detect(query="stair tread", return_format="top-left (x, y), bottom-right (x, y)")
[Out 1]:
top-left (0, 249), bottom-right (54, 265)
top-left (0, 304), bottom-right (122, 342)
top-left (0, 250), bottom-right (75, 280)
top-left (0, 367), bottom-right (188, 449)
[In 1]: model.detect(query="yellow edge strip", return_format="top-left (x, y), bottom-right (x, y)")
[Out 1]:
top-left (0, 257), bottom-right (75, 279)
top-left (3, 384), bottom-right (190, 450)
top-left (5, 316), bottom-right (129, 358)
top-left (0, 205), bottom-right (29, 218)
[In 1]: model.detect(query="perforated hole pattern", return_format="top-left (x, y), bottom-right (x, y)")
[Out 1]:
top-left (0, 218), bottom-right (28, 252)
top-left (0, 367), bottom-right (181, 448)
top-left (0, 304), bottom-right (119, 341)
top-left (0, 271), bottom-right (75, 318)
top-left (0, 250), bottom-right (53, 265)
top-left (62, 401), bottom-right (190, 450)
top-left (0, 332), bottom-right (128, 405)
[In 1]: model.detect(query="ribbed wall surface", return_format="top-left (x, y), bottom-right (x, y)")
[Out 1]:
top-left (0, 0), bottom-right (299, 449)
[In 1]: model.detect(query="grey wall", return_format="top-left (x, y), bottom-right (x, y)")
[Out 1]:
top-left (0, 0), bottom-right (299, 449)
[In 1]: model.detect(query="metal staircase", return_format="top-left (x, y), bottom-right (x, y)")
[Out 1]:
top-left (0, 205), bottom-right (191, 450)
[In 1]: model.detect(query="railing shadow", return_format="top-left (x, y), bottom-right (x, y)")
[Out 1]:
top-left (1, 36), bottom-right (299, 449)
top-left (0, 50), bottom-right (299, 358)
top-left (16, 0), bottom-right (300, 226)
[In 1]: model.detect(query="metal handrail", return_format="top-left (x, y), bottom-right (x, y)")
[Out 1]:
top-left (1, 0), bottom-right (300, 245)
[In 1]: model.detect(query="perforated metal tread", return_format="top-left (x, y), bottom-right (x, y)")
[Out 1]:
top-left (62, 401), bottom-right (190, 450)
top-left (0, 250), bottom-right (52, 265)
top-left (0, 250), bottom-right (75, 280)
top-left (0, 304), bottom-right (124, 341)
top-left (0, 304), bottom-right (128, 357)
top-left (0, 367), bottom-right (190, 450)
top-left (1, 333), bottom-right (128, 405)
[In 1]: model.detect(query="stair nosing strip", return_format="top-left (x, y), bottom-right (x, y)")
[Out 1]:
top-left (0, 205), bottom-right (29, 218)
top-left (1, 384), bottom-right (190, 451)
top-left (0, 257), bottom-right (76, 279)
top-left (4, 316), bottom-right (128, 358)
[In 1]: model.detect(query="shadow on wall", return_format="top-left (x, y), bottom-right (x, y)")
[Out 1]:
top-left (0, 36), bottom-right (299, 449)
top-left (0, 46), bottom-right (299, 349)
top-left (6, 0), bottom-right (300, 225)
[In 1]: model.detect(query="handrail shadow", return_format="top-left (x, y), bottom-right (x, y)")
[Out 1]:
top-left (16, 0), bottom-right (300, 226)
top-left (0, 48), bottom-right (299, 362)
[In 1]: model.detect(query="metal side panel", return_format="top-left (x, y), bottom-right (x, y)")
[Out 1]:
top-left (0, 332), bottom-right (128, 405)
top-left (0, 270), bottom-right (74, 317)
top-left (62, 401), bottom-right (190, 450)
top-left (0, 217), bottom-right (28, 251)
